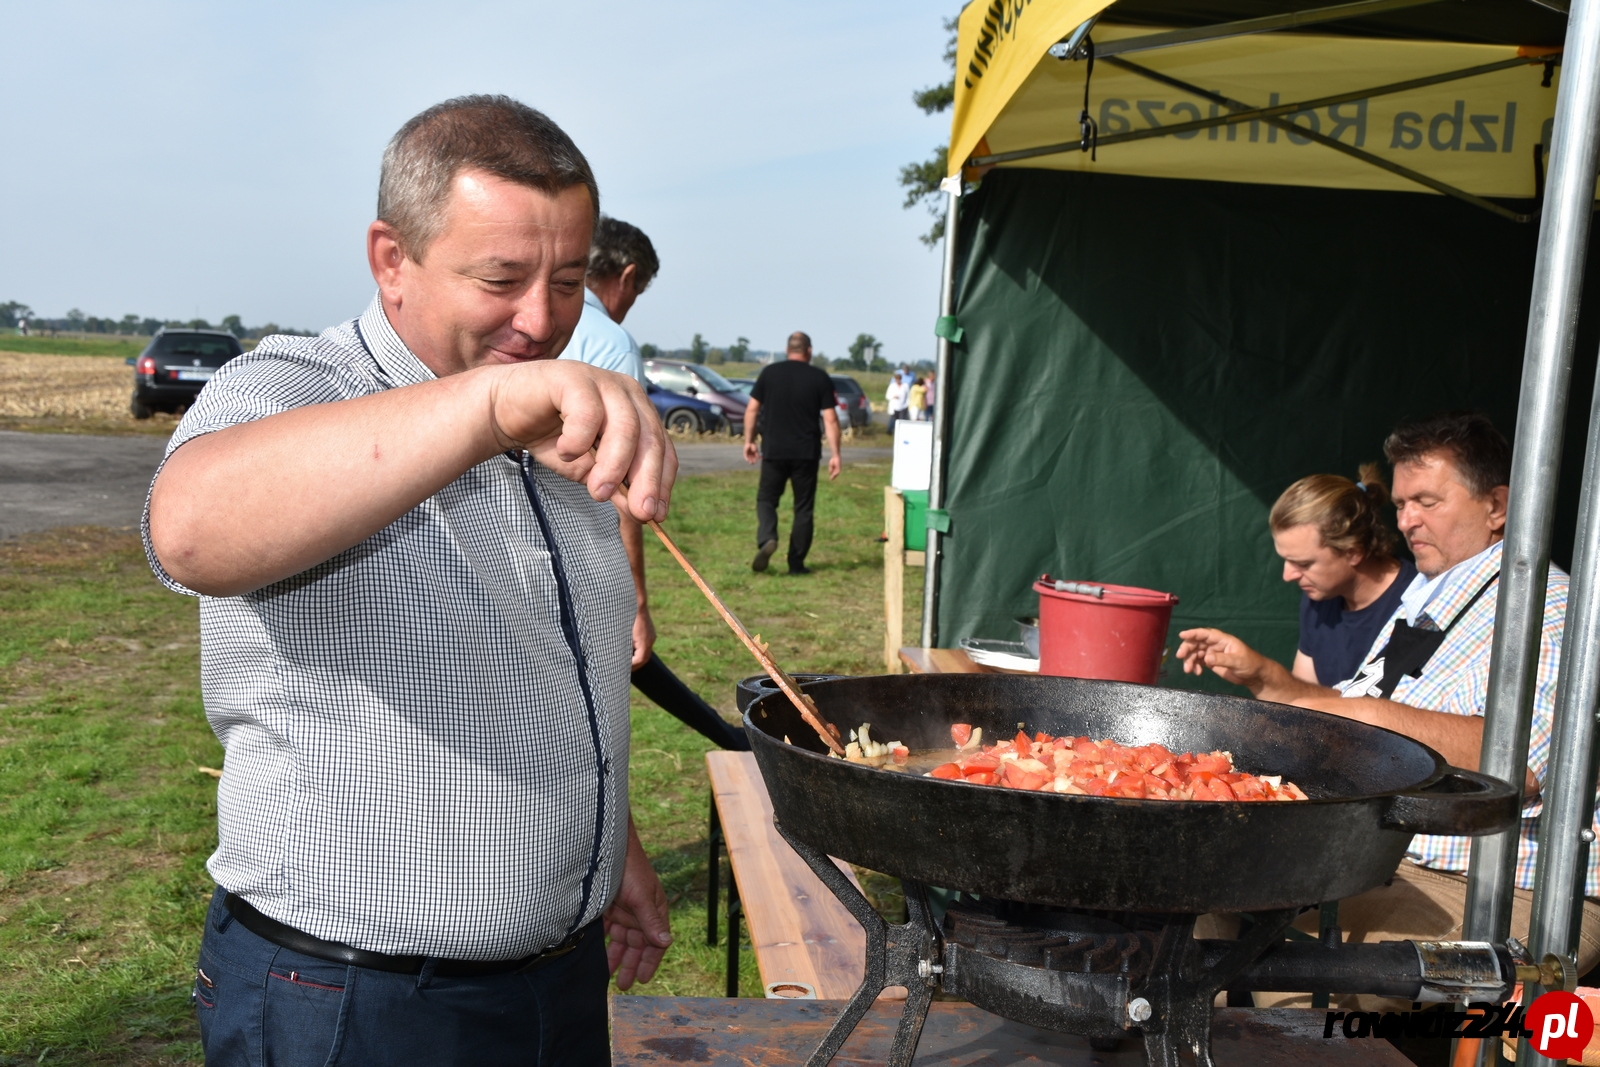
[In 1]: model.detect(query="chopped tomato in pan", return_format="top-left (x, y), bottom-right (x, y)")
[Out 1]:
top-left (925, 724), bottom-right (1308, 802)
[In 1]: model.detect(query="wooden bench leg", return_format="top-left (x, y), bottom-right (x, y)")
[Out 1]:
top-left (708, 792), bottom-right (722, 947)
top-left (726, 878), bottom-right (741, 998)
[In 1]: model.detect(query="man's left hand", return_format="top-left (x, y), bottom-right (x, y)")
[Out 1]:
top-left (827, 453), bottom-right (841, 480)
top-left (1178, 627), bottom-right (1326, 705)
top-left (604, 816), bottom-right (672, 990)
top-left (631, 605), bottom-right (657, 670)
top-left (1176, 627), bottom-right (1280, 695)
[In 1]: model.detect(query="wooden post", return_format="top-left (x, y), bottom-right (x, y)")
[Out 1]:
top-left (884, 486), bottom-right (904, 674)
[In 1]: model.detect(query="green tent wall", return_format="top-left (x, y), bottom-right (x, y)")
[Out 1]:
top-left (938, 168), bottom-right (1600, 691)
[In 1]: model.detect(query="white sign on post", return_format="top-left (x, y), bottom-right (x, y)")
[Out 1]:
top-left (891, 420), bottom-right (934, 491)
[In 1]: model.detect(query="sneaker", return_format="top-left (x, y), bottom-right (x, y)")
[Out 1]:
top-left (752, 539), bottom-right (778, 573)
top-left (788, 564), bottom-right (813, 575)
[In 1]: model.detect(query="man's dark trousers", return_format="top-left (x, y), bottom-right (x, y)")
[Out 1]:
top-left (757, 457), bottom-right (818, 570)
top-left (194, 888), bottom-right (609, 1065)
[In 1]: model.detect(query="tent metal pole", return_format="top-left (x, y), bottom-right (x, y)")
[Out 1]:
top-left (1462, 0), bottom-right (1600, 992)
top-left (1508, 8), bottom-right (1600, 1062)
top-left (921, 181), bottom-right (961, 651)
top-left (1517, 334), bottom-right (1600, 1066)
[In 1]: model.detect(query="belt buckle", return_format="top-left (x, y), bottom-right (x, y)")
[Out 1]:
top-left (516, 928), bottom-right (584, 972)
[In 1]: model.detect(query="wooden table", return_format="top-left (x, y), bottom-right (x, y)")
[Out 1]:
top-left (610, 996), bottom-right (1412, 1066)
top-left (898, 647), bottom-right (990, 674)
top-left (706, 751), bottom-right (903, 1001)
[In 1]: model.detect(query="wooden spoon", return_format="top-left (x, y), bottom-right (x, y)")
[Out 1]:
top-left (611, 483), bottom-right (845, 756)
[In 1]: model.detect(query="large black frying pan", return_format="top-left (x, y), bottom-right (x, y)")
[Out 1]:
top-left (746, 674), bottom-right (1520, 914)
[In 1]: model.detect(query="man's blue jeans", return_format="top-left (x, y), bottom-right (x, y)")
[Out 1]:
top-left (193, 888), bottom-right (609, 1065)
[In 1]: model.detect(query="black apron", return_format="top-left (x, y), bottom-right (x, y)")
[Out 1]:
top-left (1371, 572), bottom-right (1499, 699)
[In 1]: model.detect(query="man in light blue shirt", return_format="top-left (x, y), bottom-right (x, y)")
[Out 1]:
top-left (563, 216), bottom-right (653, 387)
top-left (569, 288), bottom-right (646, 385)
top-left (562, 217), bottom-right (747, 752)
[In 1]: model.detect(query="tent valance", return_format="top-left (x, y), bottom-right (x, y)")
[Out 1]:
top-left (951, 1), bottom-right (1562, 200)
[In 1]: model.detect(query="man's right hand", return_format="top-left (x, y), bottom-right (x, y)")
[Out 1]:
top-left (742, 440), bottom-right (760, 465)
top-left (487, 359), bottom-right (674, 523)
top-left (151, 360), bottom-right (675, 596)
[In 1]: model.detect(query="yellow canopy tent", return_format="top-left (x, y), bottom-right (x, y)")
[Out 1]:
top-left (917, 0), bottom-right (1600, 1003)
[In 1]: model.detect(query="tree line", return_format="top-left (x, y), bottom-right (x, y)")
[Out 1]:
top-left (636, 332), bottom-right (891, 372)
top-left (0, 301), bottom-right (311, 340)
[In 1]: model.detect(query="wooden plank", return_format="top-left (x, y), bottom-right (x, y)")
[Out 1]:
top-left (884, 487), bottom-right (904, 674)
top-left (906, 550), bottom-right (926, 566)
top-left (611, 997), bottom-right (1416, 1066)
top-left (927, 648), bottom-right (986, 673)
top-left (706, 752), bottom-right (900, 1001)
top-left (899, 646), bottom-right (935, 674)
top-left (899, 647), bottom-right (1002, 675)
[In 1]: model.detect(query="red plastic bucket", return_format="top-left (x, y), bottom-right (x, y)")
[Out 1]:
top-left (1034, 578), bottom-right (1179, 685)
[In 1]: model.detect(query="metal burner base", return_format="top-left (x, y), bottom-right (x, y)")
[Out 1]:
top-left (777, 819), bottom-right (1303, 1067)
top-left (773, 821), bottom-right (939, 1067)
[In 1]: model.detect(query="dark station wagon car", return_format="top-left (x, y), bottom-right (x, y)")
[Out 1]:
top-left (128, 329), bottom-right (244, 418)
top-left (830, 375), bottom-right (871, 430)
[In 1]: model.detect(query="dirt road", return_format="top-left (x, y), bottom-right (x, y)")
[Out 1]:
top-left (0, 431), bottom-right (892, 541)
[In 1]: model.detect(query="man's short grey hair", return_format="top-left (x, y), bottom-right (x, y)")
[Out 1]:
top-left (378, 94), bottom-right (598, 260)
top-left (588, 216), bottom-right (660, 289)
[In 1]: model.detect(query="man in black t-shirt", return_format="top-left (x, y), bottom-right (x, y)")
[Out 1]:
top-left (742, 332), bottom-right (841, 574)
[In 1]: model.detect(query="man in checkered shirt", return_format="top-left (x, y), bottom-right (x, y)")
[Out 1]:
top-left (1178, 412), bottom-right (1600, 986)
top-left (144, 96), bottom-right (677, 1064)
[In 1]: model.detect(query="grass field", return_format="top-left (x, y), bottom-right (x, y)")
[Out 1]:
top-left (0, 338), bottom-right (147, 359)
top-left (0, 463), bottom-right (919, 1065)
top-left (0, 354), bottom-right (906, 439)
top-left (0, 353), bottom-right (179, 437)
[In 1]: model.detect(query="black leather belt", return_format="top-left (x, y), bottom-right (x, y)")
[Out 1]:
top-left (223, 893), bottom-right (590, 976)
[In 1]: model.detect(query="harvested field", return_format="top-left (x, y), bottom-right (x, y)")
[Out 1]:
top-left (0, 352), bottom-right (177, 436)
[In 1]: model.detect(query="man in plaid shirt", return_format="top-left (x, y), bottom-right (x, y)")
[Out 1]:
top-left (1180, 412), bottom-right (1600, 983)
top-left (145, 97), bottom-right (677, 1064)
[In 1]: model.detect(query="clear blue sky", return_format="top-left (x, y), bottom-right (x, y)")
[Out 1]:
top-left (0, 2), bottom-right (956, 366)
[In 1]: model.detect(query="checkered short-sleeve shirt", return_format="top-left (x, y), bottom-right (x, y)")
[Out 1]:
top-left (141, 295), bottom-right (635, 959)
top-left (1339, 540), bottom-right (1600, 894)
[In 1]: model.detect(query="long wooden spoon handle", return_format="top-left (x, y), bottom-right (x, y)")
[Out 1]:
top-left (605, 480), bottom-right (844, 756)
top-left (642, 518), bottom-right (845, 756)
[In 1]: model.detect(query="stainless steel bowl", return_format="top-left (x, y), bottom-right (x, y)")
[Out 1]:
top-left (1016, 616), bottom-right (1039, 657)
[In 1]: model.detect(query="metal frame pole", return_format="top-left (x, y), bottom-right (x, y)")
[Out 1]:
top-left (1518, 342), bottom-right (1600, 1067)
top-left (1464, 0), bottom-right (1600, 967)
top-left (922, 180), bottom-right (962, 649)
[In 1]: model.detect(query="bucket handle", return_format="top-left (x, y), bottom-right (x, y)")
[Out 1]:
top-left (1056, 580), bottom-right (1104, 598)
top-left (1038, 575), bottom-right (1176, 602)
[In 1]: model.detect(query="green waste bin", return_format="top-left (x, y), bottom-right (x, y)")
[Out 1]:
top-left (902, 489), bottom-right (929, 552)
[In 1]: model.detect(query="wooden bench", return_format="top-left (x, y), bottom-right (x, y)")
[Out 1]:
top-left (705, 751), bottom-right (903, 1001)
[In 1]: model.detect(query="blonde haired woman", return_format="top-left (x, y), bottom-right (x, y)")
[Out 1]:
top-left (1271, 463), bottom-right (1416, 686)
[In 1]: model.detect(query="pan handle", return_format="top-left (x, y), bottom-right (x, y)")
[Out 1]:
top-left (1381, 768), bottom-right (1521, 836)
